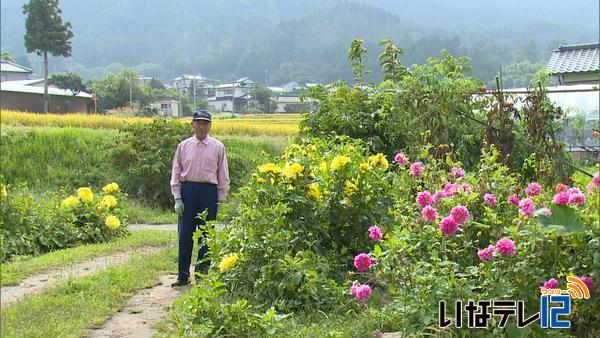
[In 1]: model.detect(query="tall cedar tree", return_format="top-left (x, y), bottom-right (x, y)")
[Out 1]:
top-left (23, 0), bottom-right (73, 113)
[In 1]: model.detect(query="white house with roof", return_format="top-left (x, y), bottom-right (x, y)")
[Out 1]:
top-left (208, 77), bottom-right (255, 113)
top-left (546, 43), bottom-right (600, 85)
top-left (1, 61), bottom-right (33, 82)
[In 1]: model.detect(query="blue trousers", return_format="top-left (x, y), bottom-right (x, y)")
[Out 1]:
top-left (178, 182), bottom-right (217, 280)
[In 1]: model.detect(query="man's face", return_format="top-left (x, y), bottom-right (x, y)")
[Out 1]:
top-left (192, 120), bottom-right (211, 138)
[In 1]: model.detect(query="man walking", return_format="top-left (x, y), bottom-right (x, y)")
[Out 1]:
top-left (170, 110), bottom-right (230, 286)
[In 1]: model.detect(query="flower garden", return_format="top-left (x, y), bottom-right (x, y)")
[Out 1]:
top-left (1, 41), bottom-right (599, 337)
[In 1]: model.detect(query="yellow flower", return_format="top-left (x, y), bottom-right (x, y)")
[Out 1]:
top-left (369, 153), bottom-right (389, 170)
top-left (102, 182), bottom-right (120, 194)
top-left (76, 187), bottom-right (94, 203)
top-left (331, 156), bottom-right (351, 171)
top-left (61, 196), bottom-right (79, 208)
top-left (256, 177), bottom-right (265, 184)
top-left (282, 162), bottom-right (304, 180)
top-left (105, 215), bottom-right (121, 230)
top-left (98, 195), bottom-right (118, 209)
top-left (318, 161), bottom-right (328, 172)
top-left (258, 163), bottom-right (281, 175)
top-left (307, 183), bottom-right (323, 201)
top-left (359, 162), bottom-right (371, 171)
top-left (219, 253), bottom-right (239, 273)
top-left (0, 184), bottom-right (6, 198)
top-left (343, 180), bottom-right (358, 197)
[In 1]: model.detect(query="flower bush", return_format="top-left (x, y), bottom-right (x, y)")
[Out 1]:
top-left (59, 183), bottom-right (128, 242)
top-left (349, 144), bottom-right (599, 335)
top-left (0, 179), bottom-right (129, 261)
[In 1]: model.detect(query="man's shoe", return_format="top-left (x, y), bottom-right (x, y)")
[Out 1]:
top-left (171, 278), bottom-right (191, 287)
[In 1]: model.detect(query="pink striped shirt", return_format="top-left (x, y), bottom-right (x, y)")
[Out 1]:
top-left (170, 135), bottom-right (230, 202)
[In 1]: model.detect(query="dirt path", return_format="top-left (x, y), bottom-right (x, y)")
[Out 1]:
top-left (87, 274), bottom-right (188, 338)
top-left (129, 224), bottom-right (177, 232)
top-left (0, 246), bottom-right (163, 307)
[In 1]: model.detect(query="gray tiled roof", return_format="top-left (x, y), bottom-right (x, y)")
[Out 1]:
top-left (0, 61), bottom-right (33, 73)
top-left (545, 43), bottom-right (599, 74)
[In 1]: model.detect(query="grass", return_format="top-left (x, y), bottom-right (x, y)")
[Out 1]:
top-left (0, 230), bottom-right (175, 286)
top-left (123, 198), bottom-right (177, 224)
top-left (0, 246), bottom-right (178, 338)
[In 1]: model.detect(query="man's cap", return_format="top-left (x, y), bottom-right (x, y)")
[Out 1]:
top-left (192, 110), bottom-right (212, 122)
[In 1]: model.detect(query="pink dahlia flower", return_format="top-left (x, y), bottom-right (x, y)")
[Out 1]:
top-left (450, 205), bottom-right (469, 224)
top-left (541, 278), bottom-right (559, 289)
top-left (507, 194), bottom-right (520, 206)
top-left (451, 167), bottom-right (465, 179)
top-left (394, 153), bottom-right (409, 166)
top-left (568, 192), bottom-right (586, 206)
top-left (410, 162), bottom-right (424, 178)
top-left (351, 281), bottom-right (372, 303)
top-left (553, 192), bottom-right (570, 205)
top-left (421, 206), bottom-right (438, 223)
top-left (354, 253), bottom-right (376, 271)
top-left (518, 198), bottom-right (536, 217)
top-left (579, 276), bottom-right (595, 293)
top-left (593, 172), bottom-right (600, 188)
top-left (368, 226), bottom-right (383, 241)
top-left (477, 245), bottom-right (495, 261)
top-left (525, 182), bottom-right (542, 197)
top-left (416, 191), bottom-right (433, 207)
top-left (484, 193), bottom-right (497, 207)
top-left (439, 216), bottom-right (459, 236)
top-left (496, 237), bottom-right (516, 256)
top-left (555, 183), bottom-right (568, 193)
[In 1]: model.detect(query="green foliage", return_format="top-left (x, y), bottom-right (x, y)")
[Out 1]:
top-left (22, 0), bottom-right (73, 58)
top-left (0, 127), bottom-right (120, 190)
top-left (192, 137), bottom-right (394, 313)
top-left (171, 274), bottom-right (289, 337)
top-left (111, 119), bottom-right (283, 209)
top-left (303, 42), bottom-right (485, 168)
top-left (1, 50), bottom-right (16, 62)
top-left (537, 204), bottom-right (585, 234)
top-left (249, 84), bottom-right (273, 113)
top-left (347, 39), bottom-right (370, 86)
top-left (49, 71), bottom-right (87, 95)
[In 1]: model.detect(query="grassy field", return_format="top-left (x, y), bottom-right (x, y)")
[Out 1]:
top-left (1, 110), bottom-right (300, 136)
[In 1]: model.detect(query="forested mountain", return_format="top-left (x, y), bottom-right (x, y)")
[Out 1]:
top-left (1, 0), bottom-right (598, 86)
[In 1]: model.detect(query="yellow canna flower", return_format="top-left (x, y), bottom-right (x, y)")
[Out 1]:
top-left (331, 156), bottom-right (351, 171)
top-left (282, 162), bottom-right (304, 180)
top-left (105, 215), bottom-right (121, 230)
top-left (98, 195), bottom-right (118, 209)
top-left (343, 180), bottom-right (358, 197)
top-left (102, 182), bottom-right (120, 194)
top-left (76, 187), bottom-right (94, 203)
top-left (307, 183), bottom-right (323, 201)
top-left (258, 163), bottom-right (282, 175)
top-left (318, 161), bottom-right (328, 172)
top-left (61, 196), bottom-right (79, 208)
top-left (369, 153), bottom-right (389, 170)
top-left (219, 253), bottom-right (239, 273)
top-left (359, 162), bottom-right (371, 171)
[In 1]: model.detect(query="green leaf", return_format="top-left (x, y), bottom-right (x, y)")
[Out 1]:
top-left (536, 205), bottom-right (585, 234)
top-left (373, 244), bottom-right (382, 256)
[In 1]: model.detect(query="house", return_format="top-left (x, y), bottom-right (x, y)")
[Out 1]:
top-left (1, 61), bottom-right (33, 82)
top-left (545, 43), bottom-right (600, 85)
top-left (1, 79), bottom-right (92, 113)
top-left (149, 99), bottom-right (180, 116)
top-left (208, 77), bottom-right (255, 113)
top-left (274, 94), bottom-right (310, 113)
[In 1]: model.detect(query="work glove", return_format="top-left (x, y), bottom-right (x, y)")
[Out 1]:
top-left (174, 198), bottom-right (184, 216)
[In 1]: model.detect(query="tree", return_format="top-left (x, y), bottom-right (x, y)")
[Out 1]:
top-left (49, 71), bottom-right (86, 95)
top-left (23, 0), bottom-right (74, 113)
top-left (250, 84), bottom-right (272, 113)
top-left (1, 51), bottom-right (16, 62)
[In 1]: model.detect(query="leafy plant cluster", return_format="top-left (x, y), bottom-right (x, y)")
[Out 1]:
top-left (0, 181), bottom-right (128, 262)
top-left (111, 118), bottom-right (282, 209)
top-left (303, 39), bottom-right (486, 169)
top-left (352, 145), bottom-right (599, 336)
